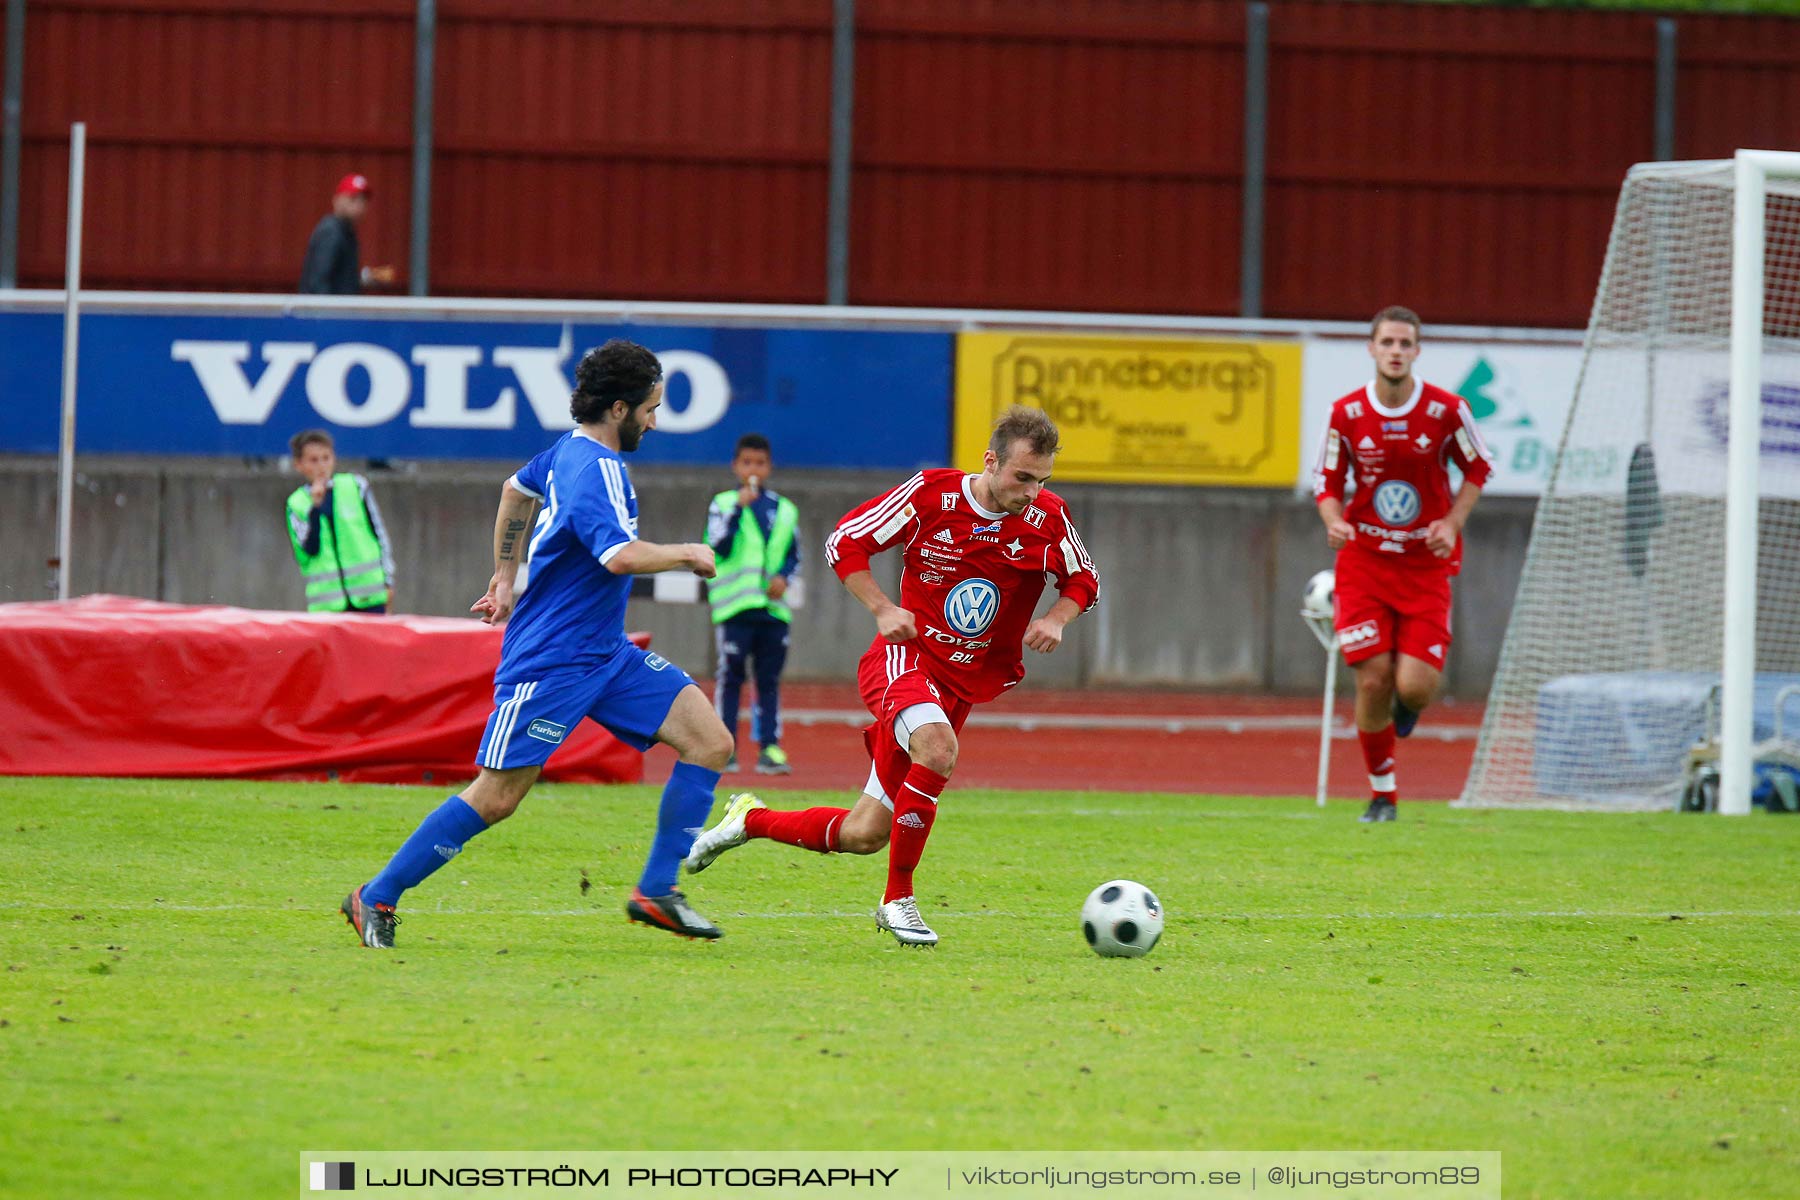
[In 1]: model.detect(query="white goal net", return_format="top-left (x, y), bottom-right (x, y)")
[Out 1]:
top-left (1462, 157), bottom-right (1800, 810)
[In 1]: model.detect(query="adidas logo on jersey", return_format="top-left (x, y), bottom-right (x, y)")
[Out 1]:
top-left (933, 529), bottom-right (956, 545)
top-left (1359, 436), bottom-right (1376, 449)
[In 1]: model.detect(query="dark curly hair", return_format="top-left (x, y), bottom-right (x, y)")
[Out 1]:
top-left (570, 339), bottom-right (664, 425)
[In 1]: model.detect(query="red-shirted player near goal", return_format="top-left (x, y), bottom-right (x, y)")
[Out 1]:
top-left (683, 405), bottom-right (1101, 945)
top-left (1314, 306), bottom-right (1494, 823)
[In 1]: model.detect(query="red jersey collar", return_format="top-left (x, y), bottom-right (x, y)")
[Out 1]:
top-left (1364, 377), bottom-right (1423, 418)
top-left (961, 474), bottom-right (1008, 521)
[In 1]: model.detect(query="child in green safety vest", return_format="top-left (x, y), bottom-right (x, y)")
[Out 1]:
top-left (285, 429), bottom-right (397, 614)
top-left (705, 433), bottom-right (799, 774)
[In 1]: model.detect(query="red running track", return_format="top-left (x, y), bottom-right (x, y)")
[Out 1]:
top-left (657, 683), bottom-right (1483, 802)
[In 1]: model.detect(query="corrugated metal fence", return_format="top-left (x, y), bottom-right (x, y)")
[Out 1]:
top-left (3, 0), bottom-right (1797, 324)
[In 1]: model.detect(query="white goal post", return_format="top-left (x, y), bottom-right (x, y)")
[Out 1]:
top-left (1462, 149), bottom-right (1800, 813)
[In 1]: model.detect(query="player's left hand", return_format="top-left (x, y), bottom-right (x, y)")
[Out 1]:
top-left (687, 544), bottom-right (718, 579)
top-left (1424, 517), bottom-right (1462, 558)
top-left (767, 575), bottom-right (788, 601)
top-left (1024, 615), bottom-right (1066, 654)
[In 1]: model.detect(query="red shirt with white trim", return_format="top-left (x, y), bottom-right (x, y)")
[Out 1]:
top-left (826, 467), bottom-right (1101, 704)
top-left (1312, 379), bottom-right (1494, 573)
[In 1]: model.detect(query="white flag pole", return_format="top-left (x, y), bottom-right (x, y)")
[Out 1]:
top-left (1302, 581), bottom-right (1340, 809)
top-left (54, 121), bottom-right (86, 601)
top-left (1315, 644), bottom-right (1337, 808)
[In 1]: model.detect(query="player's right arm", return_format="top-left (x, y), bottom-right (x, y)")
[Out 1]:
top-left (1318, 497), bottom-right (1354, 551)
top-left (1312, 404), bottom-right (1355, 550)
top-left (841, 569), bottom-right (916, 643)
top-left (471, 478), bottom-right (538, 626)
top-left (472, 445), bottom-right (555, 625)
top-left (826, 472), bottom-right (927, 642)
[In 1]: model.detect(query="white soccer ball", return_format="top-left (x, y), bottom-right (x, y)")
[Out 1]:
top-left (1081, 880), bottom-right (1164, 958)
top-left (1301, 568), bottom-right (1337, 650)
top-left (1302, 568), bottom-right (1336, 622)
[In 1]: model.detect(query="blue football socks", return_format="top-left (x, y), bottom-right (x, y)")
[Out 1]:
top-left (363, 795), bottom-right (490, 908)
top-left (638, 762), bottom-right (721, 896)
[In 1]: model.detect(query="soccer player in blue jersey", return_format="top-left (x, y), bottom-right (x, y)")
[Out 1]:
top-left (341, 339), bottom-right (736, 947)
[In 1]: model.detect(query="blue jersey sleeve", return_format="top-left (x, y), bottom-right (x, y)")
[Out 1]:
top-left (568, 456), bottom-right (638, 564)
top-left (510, 444), bottom-right (556, 501)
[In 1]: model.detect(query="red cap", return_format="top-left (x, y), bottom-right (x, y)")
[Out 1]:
top-left (334, 173), bottom-right (371, 198)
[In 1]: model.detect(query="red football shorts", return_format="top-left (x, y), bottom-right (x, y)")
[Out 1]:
top-left (856, 639), bottom-right (974, 802)
top-left (1333, 550), bottom-right (1454, 669)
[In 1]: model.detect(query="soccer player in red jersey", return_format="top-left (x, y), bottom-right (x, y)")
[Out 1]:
top-left (1314, 306), bottom-right (1494, 823)
top-left (684, 406), bottom-right (1101, 945)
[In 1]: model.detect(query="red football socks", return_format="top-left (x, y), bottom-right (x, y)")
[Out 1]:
top-left (744, 805), bottom-right (846, 854)
top-left (884, 763), bottom-right (951, 903)
top-left (1359, 723), bottom-right (1398, 801)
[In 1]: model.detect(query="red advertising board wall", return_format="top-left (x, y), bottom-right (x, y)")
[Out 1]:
top-left (429, 0), bottom-right (835, 301)
top-left (18, 0), bottom-right (416, 292)
top-left (851, 0), bottom-right (1247, 316)
top-left (1679, 14), bottom-right (1800, 160)
top-left (12, 0), bottom-right (1800, 325)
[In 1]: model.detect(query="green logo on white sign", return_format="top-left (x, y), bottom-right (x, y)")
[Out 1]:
top-left (1456, 356), bottom-right (1615, 486)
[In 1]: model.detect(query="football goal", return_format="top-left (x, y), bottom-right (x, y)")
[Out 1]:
top-left (1462, 150), bottom-right (1800, 812)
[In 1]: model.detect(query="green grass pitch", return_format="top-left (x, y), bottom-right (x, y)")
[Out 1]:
top-left (3, 777), bottom-right (1798, 1199)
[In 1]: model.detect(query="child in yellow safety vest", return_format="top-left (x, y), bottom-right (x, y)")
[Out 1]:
top-left (705, 433), bottom-right (799, 774)
top-left (285, 429), bottom-right (396, 614)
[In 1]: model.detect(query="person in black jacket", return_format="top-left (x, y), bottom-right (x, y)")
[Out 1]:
top-left (299, 173), bottom-right (395, 294)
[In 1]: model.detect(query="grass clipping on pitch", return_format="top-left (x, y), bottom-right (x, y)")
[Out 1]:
top-left (2, 777), bottom-right (1797, 1198)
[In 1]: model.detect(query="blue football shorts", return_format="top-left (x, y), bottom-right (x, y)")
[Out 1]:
top-left (475, 648), bottom-right (696, 770)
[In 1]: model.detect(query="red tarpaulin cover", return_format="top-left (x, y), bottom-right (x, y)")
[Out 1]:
top-left (0, 595), bottom-right (646, 784)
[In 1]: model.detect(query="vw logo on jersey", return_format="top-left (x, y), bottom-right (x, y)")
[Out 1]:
top-left (1372, 480), bottom-right (1421, 527)
top-left (944, 578), bottom-right (1000, 637)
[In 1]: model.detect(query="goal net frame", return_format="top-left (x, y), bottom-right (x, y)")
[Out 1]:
top-left (1460, 149), bottom-right (1800, 814)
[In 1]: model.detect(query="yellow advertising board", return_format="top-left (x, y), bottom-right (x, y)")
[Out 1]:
top-left (954, 332), bottom-right (1301, 486)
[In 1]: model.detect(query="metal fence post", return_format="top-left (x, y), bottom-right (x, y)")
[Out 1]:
top-left (1654, 18), bottom-right (1678, 162)
top-left (410, 0), bottom-right (437, 296)
top-left (826, 0), bottom-right (855, 307)
top-left (1240, 2), bottom-right (1269, 319)
top-left (1, 0), bottom-right (26, 289)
